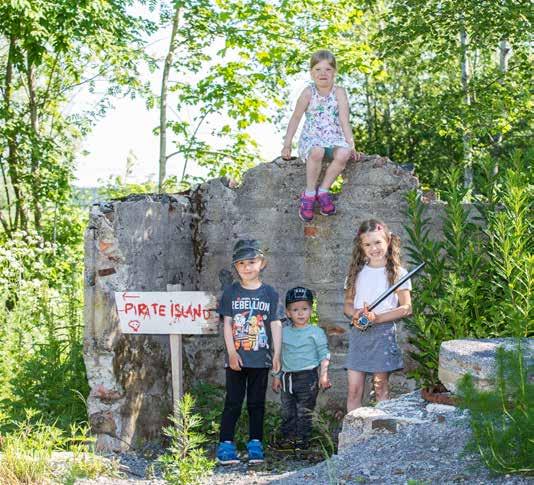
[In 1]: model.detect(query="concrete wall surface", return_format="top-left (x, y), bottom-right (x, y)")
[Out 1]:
top-left (84, 156), bottom-right (445, 450)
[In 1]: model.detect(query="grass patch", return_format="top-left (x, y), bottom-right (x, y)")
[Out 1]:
top-left (0, 414), bottom-right (120, 484)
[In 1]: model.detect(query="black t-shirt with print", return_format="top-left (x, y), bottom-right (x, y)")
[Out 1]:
top-left (219, 282), bottom-right (284, 368)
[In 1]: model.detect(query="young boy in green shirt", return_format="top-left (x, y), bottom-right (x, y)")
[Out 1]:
top-left (272, 287), bottom-right (331, 449)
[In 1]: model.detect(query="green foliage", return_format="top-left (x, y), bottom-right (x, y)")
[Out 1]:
top-left (96, 174), bottom-right (190, 200)
top-left (359, 0), bottom-right (533, 189)
top-left (0, 225), bottom-right (88, 431)
top-left (0, 0), bottom-right (154, 235)
top-left (457, 343), bottom-right (534, 476)
top-left (0, 413), bottom-right (120, 484)
top-left (158, 393), bottom-right (215, 485)
top-left (404, 153), bottom-right (533, 387)
top-left (0, 412), bottom-right (62, 484)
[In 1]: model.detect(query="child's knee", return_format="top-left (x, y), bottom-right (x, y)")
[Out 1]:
top-left (334, 148), bottom-right (351, 165)
top-left (309, 147), bottom-right (325, 160)
top-left (347, 384), bottom-right (363, 400)
top-left (373, 375), bottom-right (389, 395)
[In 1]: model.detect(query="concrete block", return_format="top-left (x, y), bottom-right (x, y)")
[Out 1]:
top-left (438, 338), bottom-right (534, 393)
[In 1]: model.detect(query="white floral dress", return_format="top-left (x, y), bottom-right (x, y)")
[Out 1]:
top-left (298, 83), bottom-right (349, 161)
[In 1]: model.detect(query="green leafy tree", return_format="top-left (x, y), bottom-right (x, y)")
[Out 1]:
top-left (155, 0), bottom-right (371, 186)
top-left (458, 344), bottom-right (534, 476)
top-left (351, 0), bottom-right (533, 188)
top-left (0, 0), bottom-right (154, 234)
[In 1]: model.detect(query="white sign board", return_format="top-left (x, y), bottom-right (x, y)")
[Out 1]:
top-left (114, 291), bottom-right (218, 335)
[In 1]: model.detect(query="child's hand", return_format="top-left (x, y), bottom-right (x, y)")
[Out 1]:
top-left (228, 351), bottom-right (243, 371)
top-left (272, 355), bottom-right (281, 373)
top-left (350, 150), bottom-right (364, 162)
top-left (319, 374), bottom-right (332, 390)
top-left (363, 303), bottom-right (376, 323)
top-left (281, 146), bottom-right (292, 160)
top-left (272, 377), bottom-right (282, 393)
top-left (351, 308), bottom-right (364, 326)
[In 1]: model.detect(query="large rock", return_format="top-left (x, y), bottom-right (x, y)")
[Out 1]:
top-left (438, 338), bottom-right (534, 393)
top-left (338, 391), bottom-right (461, 452)
top-left (84, 156), bottom-right (447, 450)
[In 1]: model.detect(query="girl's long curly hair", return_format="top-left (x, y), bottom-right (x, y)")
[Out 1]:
top-left (345, 219), bottom-right (402, 301)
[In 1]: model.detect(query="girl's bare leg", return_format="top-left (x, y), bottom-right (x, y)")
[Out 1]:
top-left (306, 147), bottom-right (325, 192)
top-left (373, 372), bottom-right (389, 402)
top-left (347, 370), bottom-right (366, 412)
top-left (319, 147), bottom-right (351, 190)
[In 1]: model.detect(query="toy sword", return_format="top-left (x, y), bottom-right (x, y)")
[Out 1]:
top-left (352, 262), bottom-right (426, 331)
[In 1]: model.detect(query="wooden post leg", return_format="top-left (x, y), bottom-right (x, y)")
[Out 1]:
top-left (167, 284), bottom-right (183, 416)
top-left (170, 334), bottom-right (183, 415)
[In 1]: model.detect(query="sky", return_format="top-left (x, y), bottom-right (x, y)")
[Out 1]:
top-left (73, 85), bottom-right (288, 187)
top-left (72, 11), bottom-right (306, 188)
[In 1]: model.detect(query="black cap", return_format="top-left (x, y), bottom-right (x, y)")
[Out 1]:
top-left (232, 239), bottom-right (264, 263)
top-left (285, 286), bottom-right (314, 306)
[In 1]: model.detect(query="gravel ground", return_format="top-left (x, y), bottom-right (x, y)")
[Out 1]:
top-left (71, 391), bottom-right (532, 485)
top-left (265, 422), bottom-right (532, 484)
top-left (199, 422), bottom-right (532, 485)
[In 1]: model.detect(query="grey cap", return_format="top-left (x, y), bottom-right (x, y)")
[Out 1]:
top-left (232, 239), bottom-right (264, 263)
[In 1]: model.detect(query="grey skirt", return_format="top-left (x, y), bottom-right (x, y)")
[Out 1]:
top-left (345, 322), bottom-right (403, 373)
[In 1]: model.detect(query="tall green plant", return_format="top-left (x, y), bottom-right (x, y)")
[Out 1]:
top-left (404, 155), bottom-right (533, 387)
top-left (158, 393), bottom-right (214, 485)
top-left (0, 228), bottom-right (88, 431)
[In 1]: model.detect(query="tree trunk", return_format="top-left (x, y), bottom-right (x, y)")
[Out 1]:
top-left (158, 6), bottom-right (181, 192)
top-left (27, 60), bottom-right (42, 230)
top-left (384, 97), bottom-right (392, 158)
top-left (499, 39), bottom-right (511, 73)
top-left (364, 75), bottom-right (373, 147)
top-left (460, 25), bottom-right (473, 189)
top-left (492, 38), bottom-right (511, 174)
top-left (4, 35), bottom-right (27, 232)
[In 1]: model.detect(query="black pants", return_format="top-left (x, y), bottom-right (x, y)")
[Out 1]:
top-left (219, 367), bottom-right (269, 442)
top-left (280, 369), bottom-right (318, 443)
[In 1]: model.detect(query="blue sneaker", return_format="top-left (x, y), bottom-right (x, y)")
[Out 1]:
top-left (216, 441), bottom-right (239, 465)
top-left (246, 439), bottom-right (264, 464)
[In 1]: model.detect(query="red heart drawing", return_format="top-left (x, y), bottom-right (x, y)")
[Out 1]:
top-left (128, 320), bottom-right (141, 332)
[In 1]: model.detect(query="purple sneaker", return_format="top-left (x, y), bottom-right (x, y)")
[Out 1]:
top-left (299, 192), bottom-right (315, 222)
top-left (317, 191), bottom-right (336, 216)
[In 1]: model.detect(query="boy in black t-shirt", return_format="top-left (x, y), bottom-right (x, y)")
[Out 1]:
top-left (216, 240), bottom-right (283, 465)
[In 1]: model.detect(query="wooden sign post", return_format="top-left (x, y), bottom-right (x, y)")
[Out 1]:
top-left (114, 287), bottom-right (218, 416)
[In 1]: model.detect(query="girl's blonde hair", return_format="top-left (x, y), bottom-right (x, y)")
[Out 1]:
top-left (345, 219), bottom-right (402, 301)
top-left (310, 50), bottom-right (336, 70)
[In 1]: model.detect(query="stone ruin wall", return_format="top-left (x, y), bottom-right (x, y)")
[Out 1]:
top-left (84, 156), bottom-right (446, 451)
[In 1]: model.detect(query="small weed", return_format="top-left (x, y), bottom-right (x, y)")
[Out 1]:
top-left (330, 175), bottom-right (344, 194)
top-left (61, 423), bottom-right (121, 484)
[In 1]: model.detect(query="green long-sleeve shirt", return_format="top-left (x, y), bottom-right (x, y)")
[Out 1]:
top-left (281, 324), bottom-right (330, 372)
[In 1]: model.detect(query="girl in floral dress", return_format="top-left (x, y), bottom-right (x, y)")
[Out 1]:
top-left (282, 50), bottom-right (361, 222)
